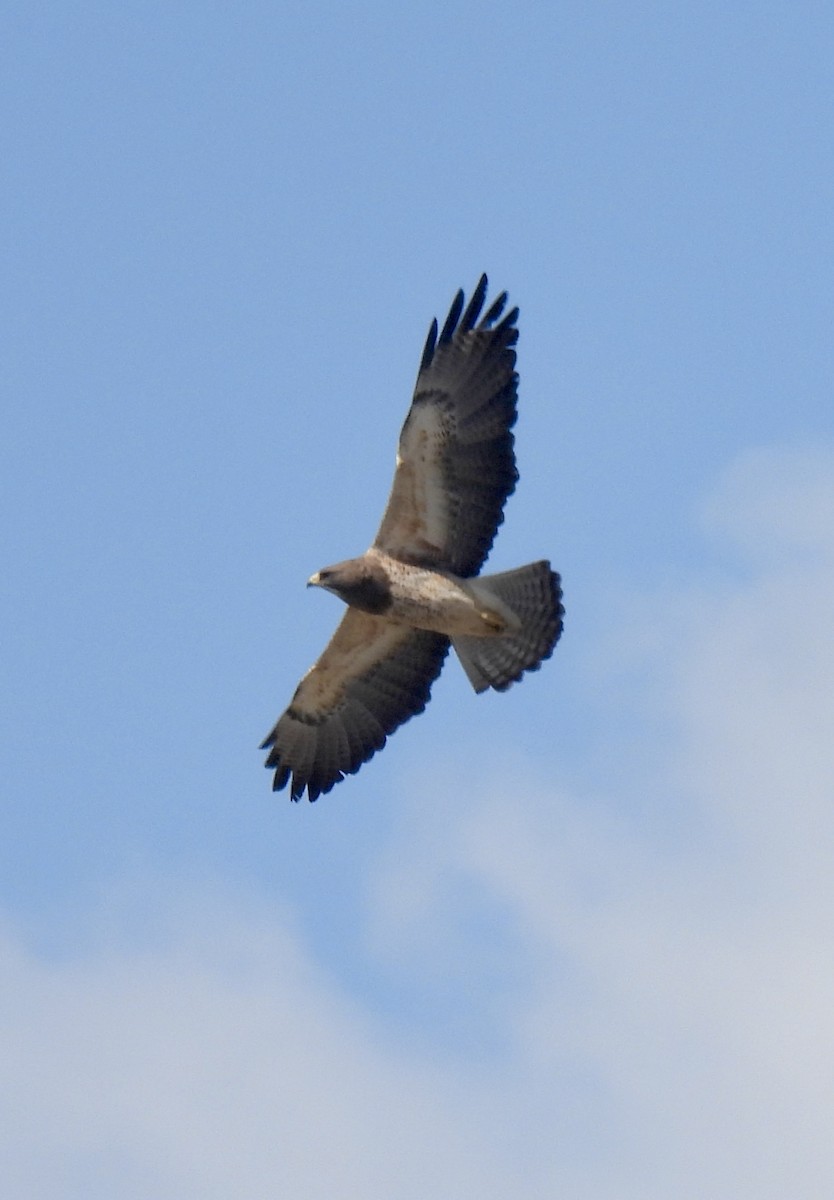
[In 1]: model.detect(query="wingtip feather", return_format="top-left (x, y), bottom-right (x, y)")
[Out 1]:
top-left (459, 274), bottom-right (488, 332)
top-left (438, 287), bottom-right (465, 344)
top-left (420, 317), bottom-right (438, 372)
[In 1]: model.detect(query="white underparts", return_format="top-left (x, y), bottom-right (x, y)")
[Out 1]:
top-left (366, 549), bottom-right (516, 638)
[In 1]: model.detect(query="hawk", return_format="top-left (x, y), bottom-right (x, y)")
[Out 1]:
top-left (262, 276), bottom-right (564, 800)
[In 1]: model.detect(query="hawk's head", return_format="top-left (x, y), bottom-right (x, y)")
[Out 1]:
top-left (308, 557), bottom-right (393, 616)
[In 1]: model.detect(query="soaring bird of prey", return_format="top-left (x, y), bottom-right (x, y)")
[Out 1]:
top-left (261, 275), bottom-right (563, 801)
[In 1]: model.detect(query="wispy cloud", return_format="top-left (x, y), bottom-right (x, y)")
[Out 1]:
top-left (0, 896), bottom-right (516, 1198)
top-left (3, 444), bottom-right (833, 1198)
top-left (367, 443), bottom-right (834, 1196)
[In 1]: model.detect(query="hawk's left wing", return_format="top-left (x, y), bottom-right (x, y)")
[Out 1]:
top-left (373, 275), bottom-right (520, 578)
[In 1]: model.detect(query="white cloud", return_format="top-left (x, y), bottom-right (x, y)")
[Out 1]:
top-left (3, 444), bottom-right (834, 1198)
top-left (367, 443), bottom-right (834, 1198)
top-left (0, 894), bottom-right (517, 1199)
top-left (700, 440), bottom-right (834, 564)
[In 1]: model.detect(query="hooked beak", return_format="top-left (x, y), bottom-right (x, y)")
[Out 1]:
top-left (307, 572), bottom-right (322, 588)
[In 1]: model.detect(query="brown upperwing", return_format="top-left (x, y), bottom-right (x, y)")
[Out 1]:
top-left (373, 274), bottom-right (520, 577)
top-left (261, 608), bottom-right (449, 801)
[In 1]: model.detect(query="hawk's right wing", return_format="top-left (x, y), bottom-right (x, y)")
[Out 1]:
top-left (261, 609), bottom-right (449, 801)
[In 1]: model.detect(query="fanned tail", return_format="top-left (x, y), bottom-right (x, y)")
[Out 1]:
top-left (452, 561), bottom-right (563, 693)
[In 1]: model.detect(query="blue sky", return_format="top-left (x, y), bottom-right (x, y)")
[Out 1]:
top-left (3, 2), bottom-right (834, 1195)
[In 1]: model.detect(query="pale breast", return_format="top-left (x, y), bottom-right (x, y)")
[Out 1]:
top-left (367, 550), bottom-right (504, 637)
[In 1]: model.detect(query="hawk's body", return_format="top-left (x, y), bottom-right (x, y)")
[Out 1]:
top-left (262, 276), bottom-right (564, 800)
top-left (331, 548), bottom-right (522, 637)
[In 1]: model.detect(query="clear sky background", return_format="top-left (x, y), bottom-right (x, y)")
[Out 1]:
top-left (3, 2), bottom-right (834, 1195)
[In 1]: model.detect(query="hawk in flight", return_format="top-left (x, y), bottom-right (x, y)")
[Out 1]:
top-left (262, 276), bottom-right (563, 800)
